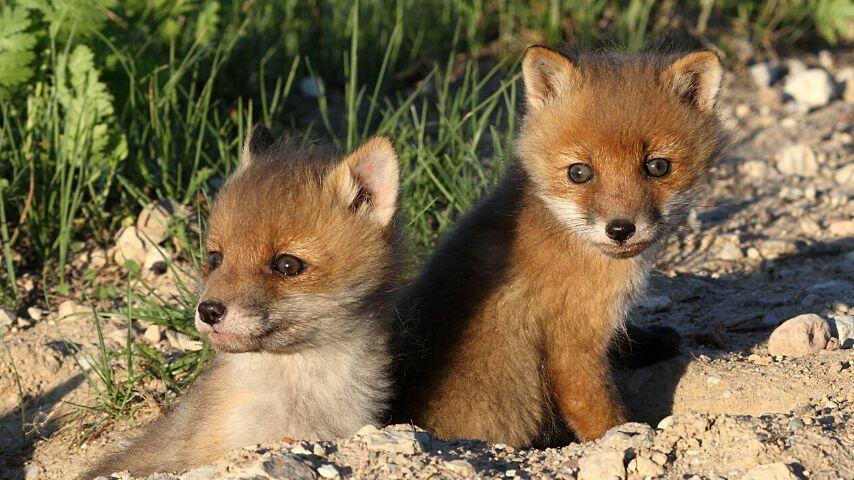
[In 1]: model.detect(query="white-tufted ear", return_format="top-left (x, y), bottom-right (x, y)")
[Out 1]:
top-left (660, 51), bottom-right (723, 113)
top-left (328, 137), bottom-right (399, 227)
top-left (521, 45), bottom-right (580, 113)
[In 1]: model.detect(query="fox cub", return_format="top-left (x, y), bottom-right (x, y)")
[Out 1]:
top-left (85, 127), bottom-right (402, 477)
top-left (392, 46), bottom-right (726, 447)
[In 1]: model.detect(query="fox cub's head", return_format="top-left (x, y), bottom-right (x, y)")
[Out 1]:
top-left (196, 126), bottom-right (400, 353)
top-left (518, 46), bottom-right (726, 258)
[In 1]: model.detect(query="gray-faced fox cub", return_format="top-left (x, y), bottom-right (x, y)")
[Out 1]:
top-left (84, 127), bottom-right (402, 477)
top-left (392, 46), bottom-right (726, 447)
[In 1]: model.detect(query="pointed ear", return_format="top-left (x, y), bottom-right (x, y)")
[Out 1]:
top-left (240, 124), bottom-right (276, 167)
top-left (328, 137), bottom-right (399, 227)
top-left (661, 51), bottom-right (723, 113)
top-left (521, 45), bottom-right (579, 112)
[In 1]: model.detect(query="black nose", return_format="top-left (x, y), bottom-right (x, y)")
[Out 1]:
top-left (605, 219), bottom-right (636, 243)
top-left (197, 301), bottom-right (226, 325)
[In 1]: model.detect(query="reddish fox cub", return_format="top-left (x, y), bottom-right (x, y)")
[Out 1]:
top-left (84, 127), bottom-right (402, 477)
top-left (392, 46), bottom-right (726, 446)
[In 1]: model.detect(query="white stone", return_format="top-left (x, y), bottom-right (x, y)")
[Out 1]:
top-left (829, 315), bottom-right (854, 349)
top-left (657, 416), bottom-right (675, 430)
top-left (143, 247), bottom-right (170, 274)
top-left (742, 462), bottom-right (797, 480)
top-left (776, 143), bottom-right (819, 177)
top-left (835, 164), bottom-right (854, 186)
top-left (740, 160), bottom-right (771, 179)
top-left (783, 68), bottom-right (836, 109)
top-left (361, 429), bottom-right (432, 454)
top-left (0, 308), bottom-right (16, 328)
top-left (113, 226), bottom-right (148, 268)
top-left (768, 314), bottom-right (831, 358)
top-left (317, 464), bottom-right (339, 478)
top-left (578, 450), bottom-right (626, 480)
top-left (26, 307), bottom-right (42, 321)
top-left (749, 62), bottom-right (782, 88)
top-left (143, 324), bottom-right (163, 344)
top-left (57, 300), bottom-right (88, 321)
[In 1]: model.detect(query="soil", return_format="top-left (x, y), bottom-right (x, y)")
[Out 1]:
top-left (1, 54), bottom-right (852, 480)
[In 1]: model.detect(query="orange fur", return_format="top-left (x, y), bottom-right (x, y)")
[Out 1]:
top-left (392, 47), bottom-right (726, 446)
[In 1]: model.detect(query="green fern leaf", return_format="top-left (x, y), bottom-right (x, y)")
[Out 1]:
top-left (0, 6), bottom-right (37, 98)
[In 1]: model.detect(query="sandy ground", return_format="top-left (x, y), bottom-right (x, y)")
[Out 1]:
top-left (1, 56), bottom-right (852, 479)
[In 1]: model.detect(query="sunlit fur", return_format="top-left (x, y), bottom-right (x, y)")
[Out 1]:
top-left (83, 132), bottom-right (402, 478)
top-left (392, 47), bottom-right (725, 447)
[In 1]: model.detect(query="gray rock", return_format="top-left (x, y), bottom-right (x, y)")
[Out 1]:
top-left (768, 314), bottom-right (831, 358)
top-left (361, 429), bottom-right (432, 454)
top-left (260, 453), bottom-right (317, 479)
top-left (749, 62), bottom-right (783, 88)
top-left (741, 462), bottom-right (798, 480)
top-left (828, 315), bottom-right (854, 349)
top-left (776, 143), bottom-right (819, 177)
top-left (0, 308), bottom-right (16, 328)
top-left (783, 68), bottom-right (836, 109)
top-left (636, 294), bottom-right (672, 311)
top-left (578, 450), bottom-right (626, 480)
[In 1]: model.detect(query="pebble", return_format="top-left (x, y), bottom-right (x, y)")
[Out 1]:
top-left (137, 200), bottom-right (182, 245)
top-left (748, 354), bottom-right (772, 366)
top-left (835, 164), bottom-right (854, 185)
top-left (775, 143), bottom-right (819, 177)
top-left (57, 300), bottom-right (88, 321)
top-left (829, 315), bottom-right (854, 349)
top-left (768, 314), bottom-right (831, 358)
top-left (317, 464), bottom-right (339, 478)
top-left (361, 429), bottom-right (432, 455)
top-left (717, 239), bottom-right (744, 261)
top-left (143, 247), bottom-right (170, 274)
top-left (657, 416), bottom-right (675, 430)
top-left (109, 328), bottom-right (132, 344)
top-left (0, 308), bottom-right (17, 328)
top-left (144, 324), bottom-right (163, 344)
top-left (749, 62), bottom-right (783, 88)
top-left (706, 375), bottom-right (722, 385)
top-left (742, 462), bottom-right (798, 480)
top-left (113, 226), bottom-right (149, 269)
top-left (757, 239), bottom-right (795, 258)
top-left (578, 450), bottom-right (626, 480)
top-left (256, 452), bottom-right (316, 479)
top-left (740, 160), bottom-right (771, 179)
top-left (788, 418), bottom-right (805, 431)
top-left (26, 307), bottom-right (43, 321)
top-left (783, 68), bottom-right (836, 109)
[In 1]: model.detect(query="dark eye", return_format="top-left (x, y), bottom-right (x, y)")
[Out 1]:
top-left (568, 163), bottom-right (594, 184)
top-left (645, 158), bottom-right (671, 178)
top-left (208, 251), bottom-right (223, 270)
top-left (272, 254), bottom-right (305, 276)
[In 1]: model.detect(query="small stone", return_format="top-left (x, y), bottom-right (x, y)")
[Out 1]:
top-left (788, 418), bottom-right (805, 431)
top-left (446, 460), bottom-right (476, 476)
top-left (748, 354), bottom-right (772, 366)
top-left (717, 238), bottom-right (744, 261)
top-left (291, 444), bottom-right (312, 456)
top-left (109, 328), bottom-right (132, 344)
top-left (88, 250), bottom-right (107, 269)
top-left (165, 330), bottom-right (204, 351)
top-left (317, 464), bottom-right (338, 478)
top-left (578, 450), bottom-right (626, 480)
top-left (742, 462), bottom-right (798, 480)
top-left (361, 429), bottom-right (432, 454)
top-left (257, 453), bottom-right (316, 479)
top-left (137, 200), bottom-right (182, 245)
top-left (829, 315), bottom-right (854, 349)
top-left (749, 62), bottom-right (783, 88)
top-left (828, 219), bottom-right (854, 237)
top-left (835, 164), bottom-right (854, 186)
top-left (355, 424), bottom-right (380, 436)
top-left (26, 307), bottom-right (43, 321)
top-left (505, 469), bottom-right (517, 477)
top-left (844, 79), bottom-right (854, 104)
top-left (757, 239), bottom-right (795, 258)
top-left (776, 143), bottom-right (819, 177)
top-left (0, 308), bottom-right (16, 328)
top-left (650, 451), bottom-right (668, 466)
top-left (768, 314), bottom-right (831, 358)
top-left (798, 218), bottom-right (822, 236)
top-left (818, 50), bottom-right (834, 69)
top-left (113, 226), bottom-right (148, 268)
top-left (783, 68), bottom-right (836, 109)
top-left (706, 375), bottom-right (722, 385)
top-left (656, 416), bottom-right (675, 430)
top-left (57, 300), bottom-right (88, 321)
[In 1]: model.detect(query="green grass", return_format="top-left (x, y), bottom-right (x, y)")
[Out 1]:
top-left (0, 0), bottom-right (851, 423)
